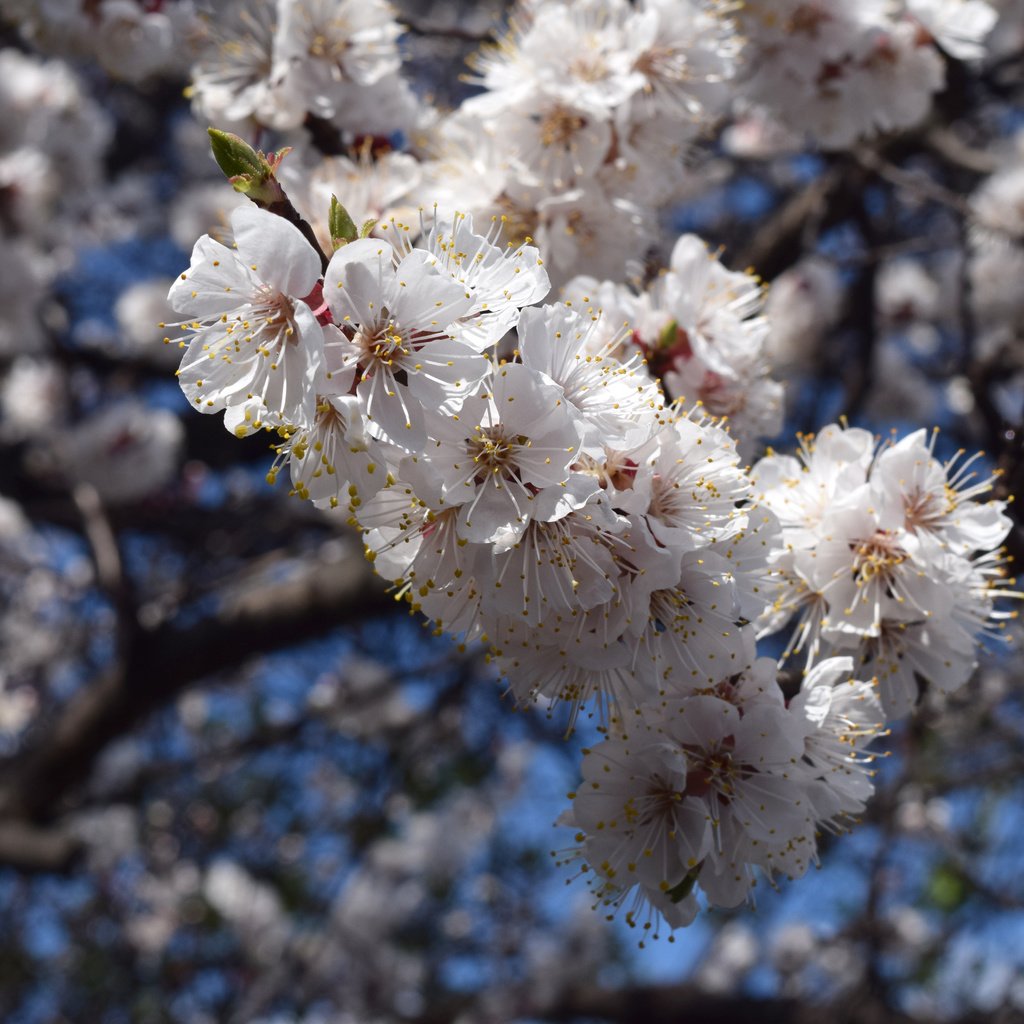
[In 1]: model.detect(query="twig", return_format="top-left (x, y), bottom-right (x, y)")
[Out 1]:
top-left (736, 161), bottom-right (856, 280)
top-left (0, 820), bottom-right (80, 872)
top-left (0, 539), bottom-right (391, 825)
top-left (926, 127), bottom-right (1000, 175)
top-left (855, 147), bottom-right (973, 216)
top-left (401, 16), bottom-right (494, 45)
top-left (72, 483), bottom-right (123, 598)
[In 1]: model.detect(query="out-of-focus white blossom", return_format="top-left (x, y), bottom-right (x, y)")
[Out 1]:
top-left (205, 859), bottom-right (290, 960)
top-left (113, 278), bottom-right (184, 367)
top-left (765, 257), bottom-right (843, 370)
top-left (907, 0), bottom-right (997, 60)
top-left (733, 0), bottom-right (995, 149)
top-left (971, 163), bottom-right (1024, 241)
top-left (48, 400), bottom-right (184, 504)
top-left (0, 357), bottom-right (65, 440)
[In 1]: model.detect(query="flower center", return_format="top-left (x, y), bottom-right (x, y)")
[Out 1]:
top-left (538, 106), bottom-right (587, 148)
top-left (569, 54), bottom-right (608, 83)
top-left (250, 287), bottom-right (299, 351)
top-left (788, 4), bottom-right (831, 37)
top-left (353, 320), bottom-right (409, 369)
top-left (903, 486), bottom-right (955, 533)
top-left (852, 530), bottom-right (906, 583)
top-left (636, 773), bottom-right (683, 824)
top-left (684, 738), bottom-right (740, 800)
top-left (467, 426), bottom-right (528, 483)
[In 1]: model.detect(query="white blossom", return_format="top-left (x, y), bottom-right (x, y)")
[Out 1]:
top-left (170, 205), bottom-right (328, 428)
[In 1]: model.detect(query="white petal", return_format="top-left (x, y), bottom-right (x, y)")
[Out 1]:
top-left (231, 205), bottom-right (322, 298)
top-left (324, 237), bottom-right (397, 326)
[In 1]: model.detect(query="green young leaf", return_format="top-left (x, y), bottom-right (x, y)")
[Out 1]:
top-left (665, 864), bottom-right (701, 904)
top-left (359, 218), bottom-right (378, 239)
top-left (329, 195), bottom-right (359, 249)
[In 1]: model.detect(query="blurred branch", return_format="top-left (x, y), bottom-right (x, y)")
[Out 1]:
top-left (401, 16), bottom-right (494, 44)
top-left (542, 986), bottom-right (804, 1024)
top-left (72, 483), bottom-right (122, 597)
top-left (78, 648), bottom-right (481, 810)
top-left (926, 127), bottom-right (1001, 175)
top-left (533, 982), bottom-right (1009, 1024)
top-left (855, 148), bottom-right (973, 217)
top-left (737, 160), bottom-right (861, 280)
top-left (72, 483), bottom-right (136, 668)
top-left (0, 539), bottom-right (393, 832)
top-left (838, 197), bottom-right (880, 421)
top-left (0, 820), bottom-right (80, 873)
top-left (530, 982), bottom-right (994, 1024)
top-left (410, 975), bottom-right (1024, 1024)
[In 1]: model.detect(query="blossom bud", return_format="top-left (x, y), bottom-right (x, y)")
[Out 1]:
top-left (207, 127), bottom-right (290, 207)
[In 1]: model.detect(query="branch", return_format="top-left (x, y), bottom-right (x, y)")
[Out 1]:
top-left (854, 147), bottom-right (973, 217)
top-left (926, 127), bottom-right (1001, 175)
top-left (401, 15), bottom-right (494, 44)
top-left (72, 482), bottom-right (133, 657)
top-left (838, 196), bottom-right (881, 421)
top-left (0, 820), bottom-right (81, 873)
top-left (736, 161), bottom-right (861, 281)
top-left (543, 986), bottom-right (804, 1024)
top-left (537, 981), bottom-right (1002, 1024)
top-left (0, 539), bottom-right (393, 825)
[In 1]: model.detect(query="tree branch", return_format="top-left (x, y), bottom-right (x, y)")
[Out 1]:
top-left (0, 539), bottom-right (393, 825)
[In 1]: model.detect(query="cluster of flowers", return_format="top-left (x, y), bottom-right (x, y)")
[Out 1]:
top-left (154, 0), bottom-right (1020, 932)
top-left (1, 0), bottom-right (1020, 970)
top-left (0, 47), bottom-right (111, 355)
top-left (752, 423), bottom-right (1017, 719)
top-left (969, 142), bottom-right (1024, 382)
top-left (0, 46), bottom-right (185, 502)
top-left (167, 155), bottom-right (1019, 929)
top-left (553, 426), bottom-right (1014, 933)
top-left (560, 656), bottom-right (883, 936)
top-left (152, 198), bottom-right (773, 926)
top-left (179, 0), bottom-right (738, 286)
top-left (0, 0), bottom-right (200, 82)
top-left (184, 2), bottom-right (1010, 352)
top-left (450, 0), bottom-right (737, 283)
top-left (190, 0), bottom-right (416, 138)
top-left (562, 235), bottom-right (782, 454)
top-left (734, 0), bottom-right (998, 149)
top-left (171, 0), bottom-right (1011, 292)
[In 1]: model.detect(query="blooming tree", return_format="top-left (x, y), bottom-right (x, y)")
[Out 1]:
top-left (0, 0), bottom-right (1022, 1021)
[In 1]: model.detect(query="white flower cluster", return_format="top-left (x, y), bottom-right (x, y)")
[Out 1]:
top-left (734, 0), bottom-right (997, 149)
top-left (452, 0), bottom-right (738, 283)
top-left (563, 234), bottom-right (783, 454)
top-left (195, 0), bottom-right (743, 287)
top-left (179, 0), bottom-right (1006, 296)
top-left (0, 45), bottom-right (109, 361)
top-left (560, 656), bottom-right (883, 937)
top-left (166, 195), bottom-right (893, 932)
top-left (752, 423), bottom-right (1017, 719)
top-left (190, 0), bottom-right (417, 136)
top-left (0, 47), bottom-right (111, 262)
top-left (0, 0), bottom-right (200, 81)
top-left (167, 179), bottom-right (1021, 931)
top-left (0, 46), bottom-right (187, 503)
top-left (968, 145), bottom-right (1024, 382)
top-left (160, 0), bottom-right (1018, 938)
